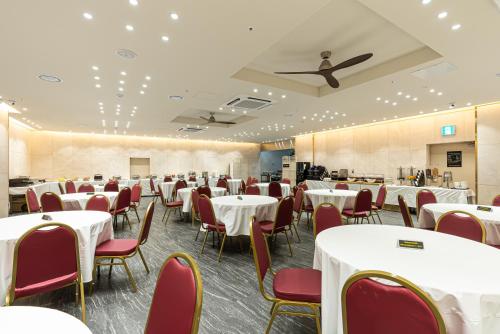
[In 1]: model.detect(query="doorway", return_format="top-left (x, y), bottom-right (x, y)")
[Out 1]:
top-left (130, 158), bottom-right (150, 178)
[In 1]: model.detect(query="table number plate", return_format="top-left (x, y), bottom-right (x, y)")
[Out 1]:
top-left (477, 206), bottom-right (493, 212)
top-left (398, 239), bottom-right (424, 250)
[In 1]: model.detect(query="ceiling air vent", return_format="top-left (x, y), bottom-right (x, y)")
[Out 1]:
top-left (224, 95), bottom-right (273, 110)
top-left (177, 127), bottom-right (205, 133)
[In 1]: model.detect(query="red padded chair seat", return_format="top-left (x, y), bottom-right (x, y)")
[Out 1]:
top-left (273, 268), bottom-right (321, 303)
top-left (342, 209), bottom-right (369, 218)
top-left (166, 200), bottom-right (183, 208)
top-left (371, 204), bottom-right (381, 210)
top-left (205, 222), bottom-right (226, 232)
top-left (15, 272), bottom-right (78, 298)
top-left (111, 207), bottom-right (128, 215)
top-left (259, 220), bottom-right (285, 234)
top-left (95, 239), bottom-right (138, 256)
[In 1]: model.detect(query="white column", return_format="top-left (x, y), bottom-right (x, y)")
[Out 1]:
top-left (0, 109), bottom-right (9, 217)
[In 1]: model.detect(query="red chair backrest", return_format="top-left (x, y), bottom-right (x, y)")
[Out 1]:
top-left (398, 195), bottom-right (414, 228)
top-left (342, 272), bottom-right (445, 334)
top-left (131, 184), bottom-right (142, 203)
top-left (65, 180), bottom-right (76, 194)
top-left (250, 219), bottom-right (270, 282)
top-left (104, 181), bottom-right (119, 192)
top-left (298, 182), bottom-right (308, 191)
top-left (174, 180), bottom-right (187, 196)
top-left (198, 195), bottom-right (223, 232)
top-left (335, 183), bottom-right (349, 190)
top-left (11, 224), bottom-right (79, 300)
top-left (416, 190), bottom-right (437, 217)
top-left (145, 253), bottom-right (202, 334)
top-left (149, 178), bottom-right (156, 193)
top-left (163, 176), bottom-right (173, 182)
top-left (26, 188), bottom-right (40, 213)
top-left (281, 178), bottom-right (291, 185)
top-left (40, 192), bottom-right (64, 212)
top-left (240, 180), bottom-right (246, 193)
top-left (216, 179), bottom-right (227, 189)
top-left (189, 176), bottom-right (196, 182)
top-left (314, 203), bottom-right (342, 237)
top-left (375, 185), bottom-right (387, 209)
top-left (251, 177), bottom-right (259, 185)
top-left (78, 183), bottom-right (95, 193)
top-left (191, 189), bottom-right (200, 215)
top-left (225, 175), bottom-right (232, 180)
top-left (293, 188), bottom-right (304, 214)
top-left (158, 186), bottom-right (166, 204)
top-left (268, 181), bottom-right (282, 198)
top-left (353, 189), bottom-right (372, 213)
top-left (85, 194), bottom-right (110, 212)
top-left (273, 196), bottom-right (294, 230)
top-left (435, 211), bottom-right (485, 243)
top-left (197, 185), bottom-right (212, 198)
top-left (246, 185), bottom-right (260, 195)
top-left (492, 195), bottom-right (500, 207)
top-left (114, 187), bottom-right (131, 213)
top-left (246, 176), bottom-right (252, 186)
top-left (139, 202), bottom-right (155, 245)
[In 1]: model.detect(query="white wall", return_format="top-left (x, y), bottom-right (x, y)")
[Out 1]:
top-left (9, 120), bottom-right (32, 177)
top-left (428, 142), bottom-right (475, 190)
top-left (0, 111), bottom-right (9, 217)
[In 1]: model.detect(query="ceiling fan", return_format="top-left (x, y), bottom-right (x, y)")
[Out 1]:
top-left (200, 112), bottom-right (236, 125)
top-left (274, 50), bottom-right (373, 88)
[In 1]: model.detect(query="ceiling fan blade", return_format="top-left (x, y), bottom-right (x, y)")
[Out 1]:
top-left (199, 116), bottom-right (211, 121)
top-left (330, 53), bottom-right (373, 72)
top-left (320, 72), bottom-right (340, 88)
top-left (215, 121), bottom-right (236, 125)
top-left (274, 70), bottom-right (321, 75)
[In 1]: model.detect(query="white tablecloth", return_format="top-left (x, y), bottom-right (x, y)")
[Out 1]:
top-left (385, 185), bottom-right (474, 208)
top-left (160, 181), bottom-right (197, 201)
top-left (313, 225), bottom-right (500, 334)
top-left (0, 306), bottom-right (92, 334)
top-left (305, 189), bottom-right (357, 212)
top-left (254, 183), bottom-right (291, 197)
top-left (418, 203), bottom-right (500, 245)
top-left (211, 195), bottom-right (278, 236)
top-left (176, 187), bottom-right (227, 213)
top-left (306, 180), bottom-right (380, 200)
top-left (60, 192), bottom-right (118, 211)
top-left (0, 211), bottom-right (113, 304)
top-left (94, 184), bottom-right (126, 193)
top-left (9, 182), bottom-right (61, 201)
top-left (227, 179), bottom-right (242, 195)
top-left (120, 178), bottom-right (160, 193)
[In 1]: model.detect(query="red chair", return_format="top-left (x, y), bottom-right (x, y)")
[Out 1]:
top-left (291, 188), bottom-right (304, 241)
top-left (197, 185), bottom-right (212, 198)
top-left (111, 187), bottom-right (132, 229)
top-left (128, 184), bottom-right (142, 222)
top-left (225, 175), bottom-right (232, 180)
top-left (256, 196), bottom-right (295, 256)
top-left (239, 179), bottom-right (246, 195)
top-left (85, 194), bottom-right (110, 212)
top-left (342, 189), bottom-right (373, 224)
top-left (299, 183), bottom-right (314, 226)
top-left (78, 183), bottom-right (95, 193)
top-left (65, 180), bottom-right (76, 194)
top-left (493, 195), bottom-right (500, 206)
top-left (161, 185), bottom-right (183, 224)
top-left (335, 183), bottom-right (349, 190)
top-left (144, 252), bottom-right (203, 334)
top-left (281, 178), bottom-right (291, 185)
top-left (25, 188), bottom-right (40, 213)
top-left (216, 179), bottom-right (228, 189)
top-left (58, 182), bottom-right (65, 194)
top-left (40, 192), bottom-right (64, 212)
top-left (298, 182), bottom-right (308, 191)
top-left (268, 181), bottom-right (283, 200)
top-left (435, 211), bottom-right (486, 243)
top-left (371, 185), bottom-right (387, 224)
top-left (249, 219), bottom-right (321, 333)
top-left (150, 178), bottom-right (160, 204)
top-left (313, 203), bottom-right (342, 238)
top-left (104, 181), bottom-right (119, 192)
top-left (93, 202), bottom-right (155, 293)
top-left (163, 176), bottom-right (173, 182)
top-left (342, 270), bottom-right (445, 334)
top-left (398, 195), bottom-right (414, 228)
top-left (6, 223), bottom-right (86, 321)
top-left (188, 175), bottom-right (197, 182)
top-left (251, 177), bottom-right (259, 185)
top-left (245, 185), bottom-right (260, 195)
top-left (246, 176), bottom-right (253, 186)
top-left (191, 189), bottom-right (200, 227)
top-left (416, 189), bottom-right (437, 220)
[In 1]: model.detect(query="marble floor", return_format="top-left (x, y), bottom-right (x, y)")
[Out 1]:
top-left (13, 197), bottom-right (409, 333)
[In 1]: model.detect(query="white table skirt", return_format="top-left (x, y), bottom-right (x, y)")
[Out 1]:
top-left (119, 179), bottom-right (160, 193)
top-left (9, 182), bottom-right (61, 201)
top-left (227, 179), bottom-right (242, 195)
top-left (0, 306), bottom-right (92, 334)
top-left (306, 180), bottom-right (380, 200)
top-left (385, 185), bottom-right (474, 208)
top-left (94, 184), bottom-right (126, 193)
top-left (60, 192), bottom-right (118, 211)
top-left (160, 181), bottom-right (197, 201)
top-left (176, 187), bottom-right (227, 213)
top-left (305, 189), bottom-right (357, 212)
top-left (313, 225), bottom-right (500, 334)
top-left (211, 195), bottom-right (278, 236)
top-left (418, 203), bottom-right (500, 245)
top-left (254, 183), bottom-right (291, 197)
top-left (0, 211), bottom-right (113, 304)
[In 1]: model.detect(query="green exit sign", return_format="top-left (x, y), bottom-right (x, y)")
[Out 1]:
top-left (441, 125), bottom-right (456, 136)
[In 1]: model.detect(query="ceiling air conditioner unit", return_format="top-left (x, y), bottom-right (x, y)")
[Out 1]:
top-left (177, 127), bottom-right (205, 133)
top-left (224, 95), bottom-right (274, 110)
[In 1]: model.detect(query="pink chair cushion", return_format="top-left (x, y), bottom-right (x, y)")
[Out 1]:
top-left (95, 239), bottom-right (138, 256)
top-left (335, 183), bottom-right (349, 190)
top-left (259, 220), bottom-right (285, 234)
top-left (206, 222), bottom-right (226, 232)
top-left (15, 272), bottom-right (77, 298)
top-left (342, 209), bottom-right (369, 218)
top-left (315, 205), bottom-right (342, 236)
top-left (436, 213), bottom-right (484, 243)
top-left (245, 186), bottom-right (260, 195)
top-left (166, 200), bottom-right (183, 208)
top-left (273, 268), bottom-right (321, 303)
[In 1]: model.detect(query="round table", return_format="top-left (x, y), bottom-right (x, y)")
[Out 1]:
top-left (418, 203), bottom-right (500, 245)
top-left (211, 195), bottom-right (278, 236)
top-left (94, 184), bottom-right (126, 193)
top-left (176, 187), bottom-right (227, 213)
top-left (160, 181), bottom-right (197, 201)
top-left (304, 189), bottom-right (357, 211)
top-left (0, 306), bottom-right (91, 333)
top-left (314, 225), bottom-right (500, 334)
top-left (0, 211), bottom-right (113, 304)
top-left (227, 179), bottom-right (242, 195)
top-left (60, 192), bottom-right (118, 210)
top-left (254, 183), bottom-right (291, 197)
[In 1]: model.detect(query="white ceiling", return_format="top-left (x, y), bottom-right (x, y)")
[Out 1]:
top-left (1, 0), bottom-right (499, 143)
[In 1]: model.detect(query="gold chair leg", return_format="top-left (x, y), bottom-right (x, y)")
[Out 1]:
top-left (90, 260), bottom-right (97, 295)
top-left (217, 233), bottom-right (227, 262)
top-left (284, 230), bottom-right (293, 257)
top-left (200, 231), bottom-right (209, 254)
top-left (134, 207), bottom-right (140, 222)
top-left (122, 259), bottom-right (137, 292)
top-left (79, 280), bottom-right (86, 323)
top-left (292, 223), bottom-right (301, 242)
top-left (125, 213), bottom-right (132, 230)
top-left (165, 209), bottom-right (172, 225)
top-left (266, 302), bottom-right (281, 334)
top-left (313, 305), bottom-right (321, 334)
top-left (162, 208), bottom-right (168, 222)
top-left (137, 247), bottom-right (150, 274)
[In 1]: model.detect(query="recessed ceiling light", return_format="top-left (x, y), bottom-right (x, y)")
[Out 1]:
top-left (95, 84), bottom-right (101, 88)
top-left (334, 112), bottom-right (339, 115)
top-left (342, 113), bottom-right (346, 117)
top-left (281, 94), bottom-right (286, 99)
top-left (437, 92), bottom-right (443, 96)
top-left (405, 95), bottom-right (411, 99)
top-left (438, 11), bottom-right (448, 19)
top-left (129, 0), bottom-right (138, 6)
top-left (130, 113), bottom-right (134, 117)
top-left (140, 90), bottom-right (145, 95)
top-left (145, 76), bottom-right (151, 81)
top-left (384, 100), bottom-right (389, 104)
top-left (422, 0), bottom-right (431, 4)
top-left (268, 92), bottom-right (273, 96)
top-left (253, 88), bottom-right (258, 93)
top-left (429, 88), bottom-right (435, 93)
top-left (413, 97), bottom-right (418, 101)
top-left (142, 84), bottom-right (147, 88)
top-left (22, 107), bottom-right (28, 111)
top-left (394, 115), bottom-right (398, 118)
top-left (98, 102), bottom-right (103, 105)
top-left (170, 12), bottom-right (179, 20)
top-left (119, 80), bottom-right (125, 85)
top-left (451, 24), bottom-right (462, 31)
top-left (125, 25), bottom-right (134, 31)
top-left (115, 111), bottom-right (120, 115)
top-left (243, 110), bottom-right (247, 114)
top-left (419, 111), bottom-right (424, 114)
top-left (38, 74), bottom-right (62, 83)
top-left (83, 12), bottom-right (93, 20)
top-left (313, 113), bottom-right (318, 117)
top-left (120, 71), bottom-right (127, 76)
top-left (161, 36), bottom-right (170, 42)
top-left (118, 87), bottom-right (124, 92)
top-left (397, 92), bottom-right (402, 96)
top-left (466, 102), bottom-right (472, 106)
top-left (100, 110), bottom-right (104, 114)
top-left (94, 76), bottom-right (100, 80)
top-left (392, 102), bottom-right (397, 106)
top-left (433, 108), bottom-right (438, 112)
top-left (302, 116), bottom-right (306, 120)
top-left (92, 66), bottom-right (99, 71)
top-left (376, 97), bottom-right (381, 101)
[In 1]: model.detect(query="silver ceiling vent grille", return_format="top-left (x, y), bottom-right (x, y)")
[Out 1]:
top-left (224, 95), bottom-right (273, 110)
top-left (177, 127), bottom-right (205, 133)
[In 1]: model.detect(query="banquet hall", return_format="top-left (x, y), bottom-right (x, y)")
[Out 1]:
top-left (2, 1), bottom-right (500, 333)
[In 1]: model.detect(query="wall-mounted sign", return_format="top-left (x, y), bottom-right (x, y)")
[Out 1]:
top-left (447, 151), bottom-right (462, 167)
top-left (441, 125), bottom-right (456, 136)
